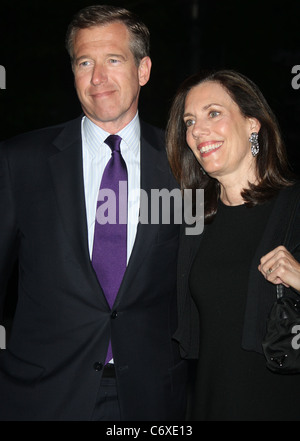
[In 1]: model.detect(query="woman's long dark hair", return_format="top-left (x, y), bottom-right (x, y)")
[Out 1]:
top-left (166, 69), bottom-right (295, 223)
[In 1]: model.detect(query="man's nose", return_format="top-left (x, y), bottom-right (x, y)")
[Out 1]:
top-left (91, 64), bottom-right (108, 86)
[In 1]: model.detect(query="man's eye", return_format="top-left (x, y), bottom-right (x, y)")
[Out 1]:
top-left (79, 61), bottom-right (91, 67)
top-left (109, 59), bottom-right (120, 64)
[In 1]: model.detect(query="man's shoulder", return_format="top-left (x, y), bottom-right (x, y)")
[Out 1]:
top-left (0, 116), bottom-right (82, 153)
top-left (140, 120), bottom-right (164, 136)
top-left (140, 120), bottom-right (165, 148)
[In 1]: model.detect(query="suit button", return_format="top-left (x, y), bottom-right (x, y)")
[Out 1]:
top-left (111, 311), bottom-right (118, 319)
top-left (94, 362), bottom-right (103, 372)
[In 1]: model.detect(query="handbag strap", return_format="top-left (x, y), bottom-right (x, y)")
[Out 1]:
top-left (276, 187), bottom-right (300, 300)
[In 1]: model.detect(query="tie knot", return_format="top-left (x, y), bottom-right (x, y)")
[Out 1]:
top-left (105, 134), bottom-right (122, 153)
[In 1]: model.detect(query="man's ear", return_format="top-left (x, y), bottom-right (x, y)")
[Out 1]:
top-left (138, 56), bottom-right (152, 86)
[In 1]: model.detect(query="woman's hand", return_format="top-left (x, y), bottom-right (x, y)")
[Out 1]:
top-left (258, 246), bottom-right (300, 292)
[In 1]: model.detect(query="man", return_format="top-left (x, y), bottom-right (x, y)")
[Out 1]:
top-left (0, 5), bottom-right (187, 421)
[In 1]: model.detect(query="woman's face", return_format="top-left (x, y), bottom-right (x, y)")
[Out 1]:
top-left (183, 81), bottom-right (260, 182)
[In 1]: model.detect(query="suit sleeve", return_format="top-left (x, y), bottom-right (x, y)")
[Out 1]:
top-left (0, 146), bottom-right (18, 321)
top-left (289, 192), bottom-right (300, 295)
top-left (173, 223), bottom-right (200, 359)
top-left (290, 189), bottom-right (300, 254)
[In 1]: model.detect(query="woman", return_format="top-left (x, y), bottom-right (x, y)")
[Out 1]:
top-left (166, 70), bottom-right (300, 421)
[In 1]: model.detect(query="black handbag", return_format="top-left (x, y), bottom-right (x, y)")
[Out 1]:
top-left (262, 192), bottom-right (300, 374)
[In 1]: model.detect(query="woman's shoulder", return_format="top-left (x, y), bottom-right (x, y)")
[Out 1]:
top-left (276, 181), bottom-right (300, 207)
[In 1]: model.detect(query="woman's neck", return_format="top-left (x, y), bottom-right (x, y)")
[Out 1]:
top-left (218, 171), bottom-right (258, 206)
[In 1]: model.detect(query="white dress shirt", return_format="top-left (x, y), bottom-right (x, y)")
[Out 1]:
top-left (81, 113), bottom-right (141, 264)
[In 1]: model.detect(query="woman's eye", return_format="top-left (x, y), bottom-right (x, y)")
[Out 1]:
top-left (185, 119), bottom-right (195, 128)
top-left (209, 110), bottom-right (220, 118)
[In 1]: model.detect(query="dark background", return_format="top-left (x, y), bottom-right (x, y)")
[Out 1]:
top-left (1, 0), bottom-right (300, 168)
top-left (1, 0), bottom-right (300, 320)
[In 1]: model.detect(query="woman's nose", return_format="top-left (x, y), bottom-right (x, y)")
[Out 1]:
top-left (192, 120), bottom-right (210, 139)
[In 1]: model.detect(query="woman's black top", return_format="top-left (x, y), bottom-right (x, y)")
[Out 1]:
top-left (189, 199), bottom-right (300, 421)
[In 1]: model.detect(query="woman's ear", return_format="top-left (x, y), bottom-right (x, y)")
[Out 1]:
top-left (248, 117), bottom-right (261, 134)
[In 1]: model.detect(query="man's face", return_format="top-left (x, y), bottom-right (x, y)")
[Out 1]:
top-left (73, 22), bottom-right (151, 133)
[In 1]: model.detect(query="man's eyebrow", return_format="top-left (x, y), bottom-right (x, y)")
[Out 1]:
top-left (74, 55), bottom-right (90, 64)
top-left (74, 53), bottom-right (127, 64)
top-left (106, 53), bottom-right (127, 60)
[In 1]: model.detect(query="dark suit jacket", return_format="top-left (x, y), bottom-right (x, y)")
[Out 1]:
top-left (174, 183), bottom-right (300, 359)
top-left (0, 116), bottom-right (187, 421)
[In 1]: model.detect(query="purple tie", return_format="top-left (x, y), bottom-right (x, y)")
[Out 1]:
top-left (92, 135), bottom-right (128, 364)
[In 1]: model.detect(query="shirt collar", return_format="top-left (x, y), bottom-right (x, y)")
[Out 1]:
top-left (82, 113), bottom-right (140, 158)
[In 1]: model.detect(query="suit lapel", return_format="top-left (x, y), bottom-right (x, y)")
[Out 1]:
top-left (115, 124), bottom-right (169, 303)
top-left (47, 118), bottom-right (181, 307)
top-left (48, 117), bottom-right (106, 303)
